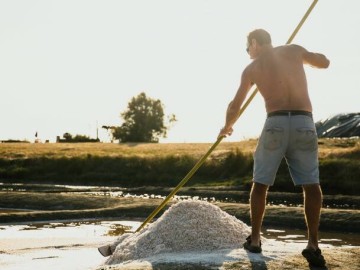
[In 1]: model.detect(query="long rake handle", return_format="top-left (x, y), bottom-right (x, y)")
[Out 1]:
top-left (135, 0), bottom-right (319, 233)
top-left (136, 137), bottom-right (223, 232)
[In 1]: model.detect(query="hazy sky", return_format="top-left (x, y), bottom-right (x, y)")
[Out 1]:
top-left (1, 0), bottom-right (359, 143)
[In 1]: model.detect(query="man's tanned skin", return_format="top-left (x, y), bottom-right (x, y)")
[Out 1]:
top-left (220, 42), bottom-right (329, 137)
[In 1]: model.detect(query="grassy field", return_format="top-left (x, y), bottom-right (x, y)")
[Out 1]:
top-left (0, 137), bottom-right (358, 159)
top-left (0, 140), bottom-right (256, 159)
top-left (0, 138), bottom-right (359, 194)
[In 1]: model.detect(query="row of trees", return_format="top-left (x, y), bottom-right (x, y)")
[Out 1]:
top-left (57, 133), bottom-right (100, 143)
top-left (104, 92), bottom-right (177, 143)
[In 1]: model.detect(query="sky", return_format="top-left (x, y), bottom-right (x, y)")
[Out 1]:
top-left (0, 0), bottom-right (359, 143)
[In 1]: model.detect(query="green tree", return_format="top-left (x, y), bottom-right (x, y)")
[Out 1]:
top-left (63, 132), bottom-right (73, 141)
top-left (113, 92), bottom-right (177, 143)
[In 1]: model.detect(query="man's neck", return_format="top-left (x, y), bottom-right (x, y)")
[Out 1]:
top-left (259, 44), bottom-right (273, 55)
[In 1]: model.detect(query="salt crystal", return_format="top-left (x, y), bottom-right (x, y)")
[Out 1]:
top-left (106, 200), bottom-right (252, 264)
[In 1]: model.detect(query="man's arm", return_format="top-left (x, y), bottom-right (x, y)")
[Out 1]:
top-left (301, 47), bottom-right (330, 69)
top-left (218, 67), bottom-right (253, 138)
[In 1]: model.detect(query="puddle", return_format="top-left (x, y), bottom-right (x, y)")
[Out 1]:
top-left (264, 227), bottom-right (360, 247)
top-left (0, 220), bottom-right (140, 270)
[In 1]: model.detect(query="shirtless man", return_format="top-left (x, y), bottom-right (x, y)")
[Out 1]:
top-left (218, 29), bottom-right (329, 267)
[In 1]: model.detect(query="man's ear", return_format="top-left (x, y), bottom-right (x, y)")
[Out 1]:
top-left (251, 39), bottom-right (257, 47)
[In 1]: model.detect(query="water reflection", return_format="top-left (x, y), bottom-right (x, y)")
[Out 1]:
top-left (264, 228), bottom-right (360, 247)
top-left (0, 220), bottom-right (358, 247)
top-left (18, 221), bottom-right (103, 231)
top-left (13, 221), bottom-right (135, 236)
top-left (106, 224), bottom-right (132, 236)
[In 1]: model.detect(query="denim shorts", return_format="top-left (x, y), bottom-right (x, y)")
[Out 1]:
top-left (253, 114), bottom-right (319, 186)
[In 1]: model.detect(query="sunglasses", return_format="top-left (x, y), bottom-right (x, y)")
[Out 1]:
top-left (246, 43), bottom-right (251, 53)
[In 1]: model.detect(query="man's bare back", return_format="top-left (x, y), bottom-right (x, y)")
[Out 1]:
top-left (246, 44), bottom-right (314, 113)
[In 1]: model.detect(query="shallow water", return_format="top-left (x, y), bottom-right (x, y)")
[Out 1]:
top-left (1, 220), bottom-right (358, 247)
top-left (0, 220), bottom-right (137, 270)
top-left (0, 219), bottom-right (359, 270)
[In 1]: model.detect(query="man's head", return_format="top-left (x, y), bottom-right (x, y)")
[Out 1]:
top-left (246, 29), bottom-right (272, 59)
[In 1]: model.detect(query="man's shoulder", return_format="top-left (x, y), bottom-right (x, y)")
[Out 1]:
top-left (273, 44), bottom-right (307, 61)
top-left (275, 44), bottom-right (306, 52)
top-left (244, 61), bottom-right (257, 74)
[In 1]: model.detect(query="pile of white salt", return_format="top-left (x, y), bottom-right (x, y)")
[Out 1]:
top-left (106, 200), bottom-right (253, 265)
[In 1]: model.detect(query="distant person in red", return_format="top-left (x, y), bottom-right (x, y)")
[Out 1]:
top-left (218, 29), bottom-right (330, 267)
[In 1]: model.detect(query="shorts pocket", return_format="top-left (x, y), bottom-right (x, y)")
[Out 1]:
top-left (295, 128), bottom-right (317, 151)
top-left (264, 127), bottom-right (284, 150)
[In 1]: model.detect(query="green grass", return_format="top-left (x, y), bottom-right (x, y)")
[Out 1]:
top-left (0, 138), bottom-right (359, 195)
